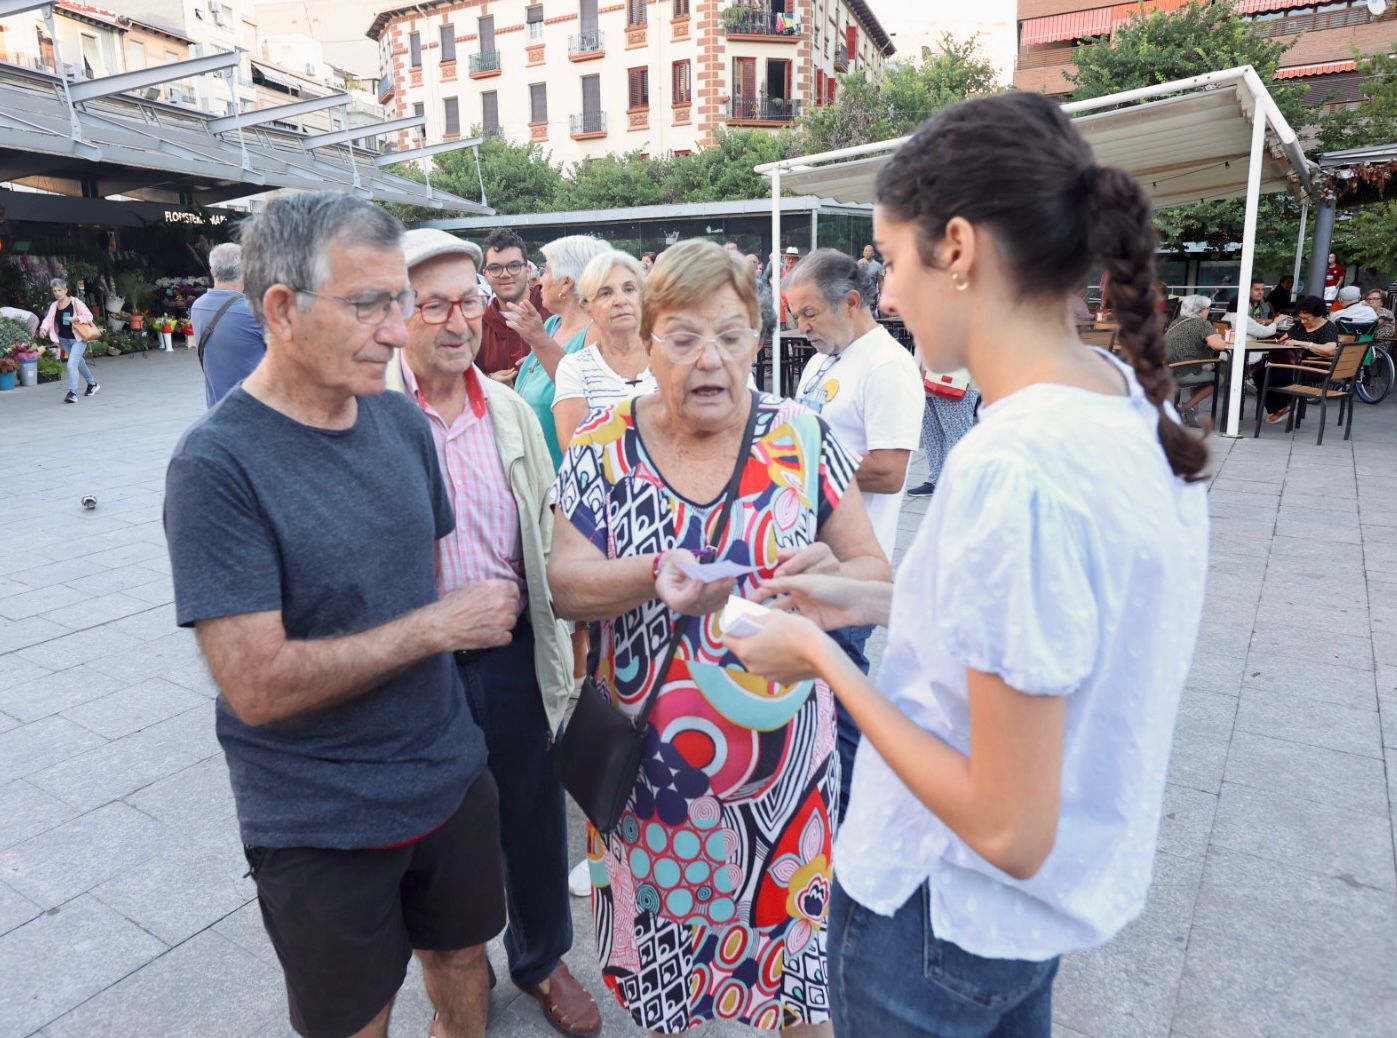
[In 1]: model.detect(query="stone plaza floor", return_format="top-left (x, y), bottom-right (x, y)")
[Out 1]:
top-left (0, 348), bottom-right (1394, 1037)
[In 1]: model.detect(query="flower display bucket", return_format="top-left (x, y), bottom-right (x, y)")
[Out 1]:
top-left (0, 370), bottom-right (15, 391)
top-left (18, 359), bottom-right (37, 386)
top-left (159, 331), bottom-right (173, 351)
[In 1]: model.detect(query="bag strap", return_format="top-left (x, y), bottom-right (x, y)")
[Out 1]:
top-left (632, 390), bottom-right (762, 732)
top-left (196, 296), bottom-right (241, 370)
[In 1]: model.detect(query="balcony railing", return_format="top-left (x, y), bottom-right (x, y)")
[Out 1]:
top-left (721, 7), bottom-right (799, 38)
top-left (1246, 5), bottom-right (1373, 39)
top-left (482, 125), bottom-right (504, 139)
top-left (569, 30), bottom-right (605, 56)
top-left (1015, 45), bottom-right (1077, 71)
top-left (469, 51), bottom-right (501, 74)
top-left (727, 95), bottom-right (801, 122)
top-left (571, 111), bottom-right (606, 135)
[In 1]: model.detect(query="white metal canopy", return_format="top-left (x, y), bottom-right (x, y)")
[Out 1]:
top-left (756, 66), bottom-right (1316, 436)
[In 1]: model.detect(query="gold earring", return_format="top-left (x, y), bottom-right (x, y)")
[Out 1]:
top-left (950, 271), bottom-right (970, 293)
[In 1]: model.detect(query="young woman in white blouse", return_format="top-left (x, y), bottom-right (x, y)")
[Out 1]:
top-left (551, 250), bottom-right (657, 451)
top-left (725, 91), bottom-right (1209, 1036)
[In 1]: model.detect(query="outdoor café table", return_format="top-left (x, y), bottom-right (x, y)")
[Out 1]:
top-left (1216, 340), bottom-right (1305, 431)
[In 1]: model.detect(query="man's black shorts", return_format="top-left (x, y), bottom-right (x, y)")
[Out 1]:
top-left (244, 770), bottom-right (506, 1038)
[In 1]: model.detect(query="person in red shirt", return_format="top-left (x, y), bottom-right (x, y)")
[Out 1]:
top-left (478, 229), bottom-right (551, 384)
top-left (1325, 252), bottom-right (1345, 304)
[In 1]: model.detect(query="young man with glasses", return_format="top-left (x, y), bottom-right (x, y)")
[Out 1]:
top-left (478, 228), bottom-right (551, 386)
top-left (385, 229), bottom-right (602, 1038)
top-left (165, 194), bottom-right (516, 1038)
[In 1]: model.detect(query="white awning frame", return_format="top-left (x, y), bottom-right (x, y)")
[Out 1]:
top-left (755, 66), bottom-right (1318, 437)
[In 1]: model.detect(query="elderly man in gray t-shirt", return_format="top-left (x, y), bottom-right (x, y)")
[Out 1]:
top-left (165, 193), bottom-right (515, 1038)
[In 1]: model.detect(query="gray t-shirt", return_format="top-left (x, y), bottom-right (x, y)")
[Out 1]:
top-left (164, 388), bottom-right (484, 849)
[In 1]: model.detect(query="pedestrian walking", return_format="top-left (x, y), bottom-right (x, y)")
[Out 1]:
top-left (38, 278), bottom-right (98, 403)
top-left (190, 242), bottom-right (265, 407)
top-left (386, 228), bottom-right (601, 1038)
top-left (165, 192), bottom-right (511, 1038)
top-left (724, 90), bottom-right (1209, 1038)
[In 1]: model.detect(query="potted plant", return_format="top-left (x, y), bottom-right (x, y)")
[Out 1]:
top-left (114, 271), bottom-right (153, 326)
top-left (179, 318), bottom-right (195, 346)
top-left (129, 311), bottom-right (145, 331)
top-left (13, 343), bottom-right (42, 386)
top-left (0, 356), bottom-right (16, 391)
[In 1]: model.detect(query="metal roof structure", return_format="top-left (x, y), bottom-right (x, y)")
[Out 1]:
top-left (419, 194), bottom-right (870, 233)
top-left (754, 66), bottom-right (1318, 437)
top-left (0, 60), bottom-right (489, 212)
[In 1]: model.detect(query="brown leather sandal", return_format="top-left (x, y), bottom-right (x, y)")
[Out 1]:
top-left (515, 962), bottom-right (602, 1037)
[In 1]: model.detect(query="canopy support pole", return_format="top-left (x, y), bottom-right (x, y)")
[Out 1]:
top-left (1306, 196), bottom-right (1337, 301)
top-left (1223, 99), bottom-right (1267, 438)
top-left (770, 168), bottom-right (782, 395)
top-left (41, 4), bottom-right (82, 147)
top-left (1291, 200), bottom-right (1308, 293)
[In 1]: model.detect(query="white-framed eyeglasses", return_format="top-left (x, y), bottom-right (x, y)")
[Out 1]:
top-left (651, 328), bottom-right (761, 364)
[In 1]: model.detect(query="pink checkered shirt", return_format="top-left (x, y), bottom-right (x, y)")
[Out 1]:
top-left (400, 361), bottom-right (527, 609)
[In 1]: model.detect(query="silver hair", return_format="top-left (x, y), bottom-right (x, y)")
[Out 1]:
top-left (238, 191), bottom-right (404, 325)
top-left (208, 242), bottom-right (243, 283)
top-left (787, 248), bottom-right (871, 312)
top-left (540, 235), bottom-right (611, 300)
top-left (1179, 294), bottom-right (1212, 319)
top-left (49, 277), bottom-right (68, 291)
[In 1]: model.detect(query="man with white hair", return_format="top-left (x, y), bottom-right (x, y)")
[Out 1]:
top-left (1332, 285), bottom-right (1379, 329)
top-left (190, 241), bottom-right (266, 407)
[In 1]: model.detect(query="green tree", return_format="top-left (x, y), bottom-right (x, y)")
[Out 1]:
top-left (1068, 1), bottom-right (1305, 271)
top-left (381, 133), bottom-right (566, 220)
top-left (1313, 51), bottom-right (1397, 153)
top-left (799, 34), bottom-right (1000, 153)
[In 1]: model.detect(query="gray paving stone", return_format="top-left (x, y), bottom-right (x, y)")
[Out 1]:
top-left (1173, 848), bottom-right (1397, 1038)
top-left (0, 894), bottom-right (166, 1038)
top-left (1183, 650), bottom-right (1244, 696)
top-left (6, 557), bottom-right (111, 590)
top-left (15, 623), bottom-right (149, 670)
top-left (210, 899), bottom-right (278, 970)
top-left (0, 664), bottom-right (128, 723)
top-left (1380, 695), bottom-right (1397, 751)
top-left (69, 539), bottom-right (170, 572)
top-left (38, 590), bottom-right (154, 632)
top-left (0, 881), bottom-right (40, 937)
top-left (1242, 656), bottom-right (1377, 710)
top-left (0, 800), bottom-right (170, 909)
top-left (0, 780), bottom-right (78, 851)
top-left (0, 584), bottom-right (87, 621)
top-left (0, 616), bottom-right (71, 655)
top-left (1211, 781), bottom-right (1395, 892)
top-left (0, 716), bottom-right (107, 785)
top-left (60, 562), bottom-right (169, 598)
top-left (92, 827), bottom-right (255, 946)
top-left (1223, 730), bottom-right (1390, 818)
top-left (1234, 685), bottom-right (1382, 758)
top-left (1156, 783), bottom-right (1217, 862)
top-left (41, 930), bottom-right (282, 1038)
top-left (61, 678), bottom-right (205, 740)
top-left (101, 603), bottom-right (178, 642)
top-left (0, 654), bottom-right (48, 693)
top-left (122, 578), bottom-right (174, 607)
top-left (1055, 852), bottom-right (1203, 1038)
top-left (124, 754), bottom-right (236, 829)
top-left (27, 707), bottom-right (215, 813)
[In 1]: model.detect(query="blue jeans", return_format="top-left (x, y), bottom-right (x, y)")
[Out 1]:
top-left (63, 337), bottom-right (93, 394)
top-left (829, 881), bottom-right (1059, 1038)
top-left (829, 624), bottom-right (873, 824)
top-left (455, 618), bottom-right (572, 986)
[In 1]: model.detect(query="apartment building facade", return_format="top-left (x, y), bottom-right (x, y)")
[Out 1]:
top-left (368, 0), bottom-right (894, 163)
top-left (1015, 0), bottom-right (1397, 108)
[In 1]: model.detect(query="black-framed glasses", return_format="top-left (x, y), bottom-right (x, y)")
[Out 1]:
top-left (799, 353), bottom-right (841, 398)
top-left (483, 260), bottom-right (528, 277)
top-left (417, 295), bottom-right (486, 324)
top-left (651, 328), bottom-right (761, 364)
top-left (297, 288), bottom-right (417, 325)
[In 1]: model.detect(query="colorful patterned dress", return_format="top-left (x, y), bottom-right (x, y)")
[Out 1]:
top-left (553, 393), bottom-right (857, 1033)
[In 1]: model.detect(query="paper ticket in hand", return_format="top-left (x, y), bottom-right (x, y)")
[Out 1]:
top-left (719, 596), bottom-right (770, 637)
top-left (677, 559), bottom-right (761, 584)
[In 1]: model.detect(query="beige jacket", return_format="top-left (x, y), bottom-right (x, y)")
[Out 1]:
top-left (387, 354), bottom-right (575, 735)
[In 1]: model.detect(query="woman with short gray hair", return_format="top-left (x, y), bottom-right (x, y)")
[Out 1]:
top-left (38, 276), bottom-right (99, 403)
top-left (513, 234), bottom-right (611, 470)
top-left (1165, 294), bottom-right (1226, 425)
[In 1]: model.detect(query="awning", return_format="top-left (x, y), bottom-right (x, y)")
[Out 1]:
top-left (1275, 60), bottom-right (1358, 80)
top-left (1020, 7), bottom-right (1113, 46)
top-left (762, 72), bottom-right (1312, 211)
top-left (1233, 0), bottom-right (1310, 13)
top-left (0, 62), bottom-right (488, 212)
top-left (251, 61), bottom-right (306, 96)
top-left (1112, 0), bottom-right (1191, 29)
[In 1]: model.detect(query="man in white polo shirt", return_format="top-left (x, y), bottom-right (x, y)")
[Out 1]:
top-left (786, 247), bottom-right (922, 819)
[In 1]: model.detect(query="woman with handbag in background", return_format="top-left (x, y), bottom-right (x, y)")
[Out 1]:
top-left (39, 277), bottom-right (100, 404)
top-left (548, 240), bottom-right (888, 1036)
top-left (905, 364), bottom-right (977, 498)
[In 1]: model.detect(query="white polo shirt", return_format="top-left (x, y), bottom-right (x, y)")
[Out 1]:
top-left (794, 324), bottom-right (923, 557)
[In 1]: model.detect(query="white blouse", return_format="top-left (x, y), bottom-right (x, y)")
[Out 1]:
top-left (551, 344), bottom-right (657, 413)
top-left (835, 354), bottom-right (1209, 961)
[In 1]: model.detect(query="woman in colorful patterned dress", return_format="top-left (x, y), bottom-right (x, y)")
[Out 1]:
top-left (548, 240), bottom-right (889, 1035)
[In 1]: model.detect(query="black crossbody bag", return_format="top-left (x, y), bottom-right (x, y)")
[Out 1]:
top-left (553, 391), bottom-right (760, 835)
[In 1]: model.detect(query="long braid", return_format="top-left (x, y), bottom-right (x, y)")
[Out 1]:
top-left (1087, 167), bottom-right (1208, 482)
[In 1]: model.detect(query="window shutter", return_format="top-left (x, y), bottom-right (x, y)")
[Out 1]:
top-left (439, 24), bottom-right (455, 63)
top-left (530, 83), bottom-right (548, 123)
